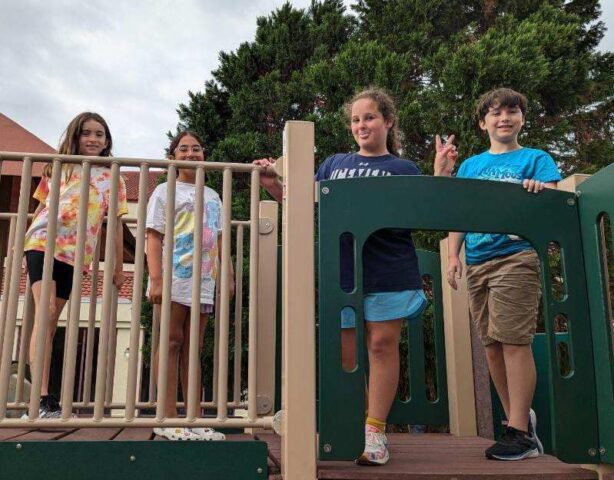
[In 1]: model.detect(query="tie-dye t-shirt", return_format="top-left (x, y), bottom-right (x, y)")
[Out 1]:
top-left (24, 165), bottom-right (129, 270)
top-left (145, 181), bottom-right (222, 306)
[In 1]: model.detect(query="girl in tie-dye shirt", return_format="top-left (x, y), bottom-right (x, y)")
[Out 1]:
top-left (22, 112), bottom-right (128, 418)
top-left (146, 131), bottom-right (232, 441)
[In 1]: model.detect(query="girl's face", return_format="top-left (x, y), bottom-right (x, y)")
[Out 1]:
top-left (350, 98), bottom-right (392, 156)
top-left (173, 134), bottom-right (205, 162)
top-left (78, 119), bottom-right (108, 156)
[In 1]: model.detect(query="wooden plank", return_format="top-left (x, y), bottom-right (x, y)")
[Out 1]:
top-left (11, 429), bottom-right (76, 441)
top-left (0, 429), bottom-right (31, 441)
top-left (61, 428), bottom-right (121, 441)
top-left (113, 428), bottom-right (154, 441)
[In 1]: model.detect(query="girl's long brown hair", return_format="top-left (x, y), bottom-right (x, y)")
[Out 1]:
top-left (43, 112), bottom-right (112, 180)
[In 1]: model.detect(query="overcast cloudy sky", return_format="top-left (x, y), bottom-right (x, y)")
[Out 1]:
top-left (1, 0), bottom-right (612, 159)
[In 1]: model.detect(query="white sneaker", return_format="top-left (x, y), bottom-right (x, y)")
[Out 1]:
top-left (190, 427), bottom-right (226, 441)
top-left (356, 424), bottom-right (389, 466)
top-left (153, 427), bottom-right (203, 441)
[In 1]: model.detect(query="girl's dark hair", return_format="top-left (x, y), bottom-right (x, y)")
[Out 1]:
top-left (344, 87), bottom-right (402, 157)
top-left (168, 130), bottom-right (205, 158)
top-left (476, 88), bottom-right (528, 122)
top-left (44, 112), bottom-right (112, 178)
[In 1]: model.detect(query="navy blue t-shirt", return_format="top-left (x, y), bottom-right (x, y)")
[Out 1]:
top-left (315, 153), bottom-right (423, 294)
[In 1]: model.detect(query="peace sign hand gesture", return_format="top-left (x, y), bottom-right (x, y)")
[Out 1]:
top-left (434, 134), bottom-right (458, 177)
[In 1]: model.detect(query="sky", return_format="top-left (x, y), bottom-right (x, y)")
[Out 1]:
top-left (1, 0), bottom-right (612, 159)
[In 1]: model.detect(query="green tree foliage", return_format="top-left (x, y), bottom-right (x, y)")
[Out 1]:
top-left (149, 0), bottom-right (612, 402)
top-left (173, 0), bottom-right (612, 224)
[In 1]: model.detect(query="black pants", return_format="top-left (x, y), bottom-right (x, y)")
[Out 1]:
top-left (24, 250), bottom-right (74, 300)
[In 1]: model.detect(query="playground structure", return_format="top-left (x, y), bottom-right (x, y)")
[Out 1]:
top-left (0, 120), bottom-right (611, 479)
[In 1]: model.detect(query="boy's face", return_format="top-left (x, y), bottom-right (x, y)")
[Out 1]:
top-left (479, 102), bottom-right (525, 145)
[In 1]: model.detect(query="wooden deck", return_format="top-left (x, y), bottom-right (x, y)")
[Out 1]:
top-left (0, 429), bottom-right (599, 479)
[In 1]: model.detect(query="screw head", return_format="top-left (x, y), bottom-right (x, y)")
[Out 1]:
top-left (588, 448), bottom-right (597, 456)
top-left (567, 198), bottom-right (575, 206)
top-left (129, 455), bottom-right (136, 462)
top-left (322, 187), bottom-right (329, 194)
top-left (16, 444), bottom-right (22, 450)
top-left (257, 467), bottom-right (263, 474)
top-left (323, 443), bottom-right (332, 453)
top-left (599, 447), bottom-right (606, 455)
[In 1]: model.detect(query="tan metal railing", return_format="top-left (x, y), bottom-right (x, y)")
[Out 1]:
top-left (0, 121), bottom-right (316, 479)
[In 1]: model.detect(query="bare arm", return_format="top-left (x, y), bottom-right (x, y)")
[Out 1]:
top-left (146, 229), bottom-right (164, 304)
top-left (113, 218), bottom-right (126, 288)
top-left (252, 158), bottom-right (283, 203)
top-left (446, 231), bottom-right (466, 290)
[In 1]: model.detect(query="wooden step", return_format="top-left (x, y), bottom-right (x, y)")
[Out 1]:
top-left (259, 433), bottom-right (597, 480)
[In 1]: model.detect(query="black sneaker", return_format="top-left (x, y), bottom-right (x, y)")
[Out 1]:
top-left (39, 394), bottom-right (62, 418)
top-left (485, 426), bottom-right (540, 461)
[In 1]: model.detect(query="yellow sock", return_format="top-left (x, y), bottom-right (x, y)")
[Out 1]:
top-left (366, 416), bottom-right (386, 432)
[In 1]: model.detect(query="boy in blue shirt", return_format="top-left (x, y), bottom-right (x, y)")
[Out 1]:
top-left (447, 88), bottom-right (561, 460)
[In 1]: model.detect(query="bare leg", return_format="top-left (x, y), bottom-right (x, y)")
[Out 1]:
top-left (180, 312), bottom-right (208, 412)
top-left (365, 319), bottom-right (403, 422)
top-left (503, 344), bottom-right (535, 432)
top-left (29, 281), bottom-right (68, 396)
top-left (484, 342), bottom-right (510, 419)
top-left (158, 302), bottom-right (188, 418)
top-left (341, 328), bottom-right (357, 372)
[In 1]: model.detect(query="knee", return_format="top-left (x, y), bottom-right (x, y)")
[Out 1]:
top-left (168, 333), bottom-right (185, 355)
top-left (367, 333), bottom-right (398, 359)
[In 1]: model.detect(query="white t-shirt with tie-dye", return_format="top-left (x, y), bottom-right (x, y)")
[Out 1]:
top-left (146, 181), bottom-right (222, 306)
top-left (24, 165), bottom-right (129, 271)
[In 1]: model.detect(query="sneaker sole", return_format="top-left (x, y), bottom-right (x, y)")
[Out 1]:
top-left (355, 451), bottom-right (390, 466)
top-left (487, 448), bottom-right (540, 461)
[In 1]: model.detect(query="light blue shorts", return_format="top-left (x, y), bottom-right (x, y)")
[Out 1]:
top-left (340, 289), bottom-right (428, 329)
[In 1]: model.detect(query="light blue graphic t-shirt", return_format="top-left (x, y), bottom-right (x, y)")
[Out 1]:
top-left (457, 147), bottom-right (561, 265)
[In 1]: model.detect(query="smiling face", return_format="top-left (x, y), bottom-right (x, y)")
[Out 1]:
top-left (78, 119), bottom-right (109, 156)
top-left (171, 133), bottom-right (205, 182)
top-left (479, 102), bottom-right (525, 147)
top-left (350, 98), bottom-right (393, 156)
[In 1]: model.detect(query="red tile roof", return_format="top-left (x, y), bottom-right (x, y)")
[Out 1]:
top-left (121, 170), bottom-right (164, 202)
top-left (1, 268), bottom-right (135, 301)
top-left (0, 113), bottom-right (54, 177)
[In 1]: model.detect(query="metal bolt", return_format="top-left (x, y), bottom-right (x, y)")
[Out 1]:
top-left (129, 455), bottom-right (136, 462)
top-left (576, 190), bottom-right (582, 198)
top-left (257, 467), bottom-right (263, 474)
top-left (588, 448), bottom-right (597, 457)
top-left (323, 443), bottom-right (332, 453)
top-left (15, 444), bottom-right (22, 450)
top-left (321, 187), bottom-right (329, 195)
top-left (567, 198), bottom-right (576, 206)
top-left (599, 447), bottom-right (606, 455)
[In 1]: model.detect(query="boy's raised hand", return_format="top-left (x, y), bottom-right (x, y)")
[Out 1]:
top-left (434, 134), bottom-right (458, 176)
top-left (253, 158), bottom-right (279, 188)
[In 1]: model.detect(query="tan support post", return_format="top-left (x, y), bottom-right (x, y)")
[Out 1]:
top-left (557, 174), bottom-right (590, 193)
top-left (255, 201), bottom-right (279, 417)
top-left (440, 238), bottom-right (478, 436)
top-left (281, 121), bottom-right (316, 480)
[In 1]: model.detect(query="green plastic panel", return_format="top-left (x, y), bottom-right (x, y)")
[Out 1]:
top-left (387, 250), bottom-right (449, 426)
top-left (577, 163), bottom-right (614, 464)
top-left (0, 440), bottom-right (268, 480)
top-left (317, 175), bottom-right (598, 463)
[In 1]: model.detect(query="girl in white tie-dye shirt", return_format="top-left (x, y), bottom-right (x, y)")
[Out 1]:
top-left (146, 131), bottom-right (231, 441)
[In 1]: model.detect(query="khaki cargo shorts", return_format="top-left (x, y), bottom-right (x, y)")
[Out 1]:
top-left (466, 249), bottom-right (542, 346)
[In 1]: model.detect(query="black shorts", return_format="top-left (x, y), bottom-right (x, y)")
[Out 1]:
top-left (24, 250), bottom-right (74, 300)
